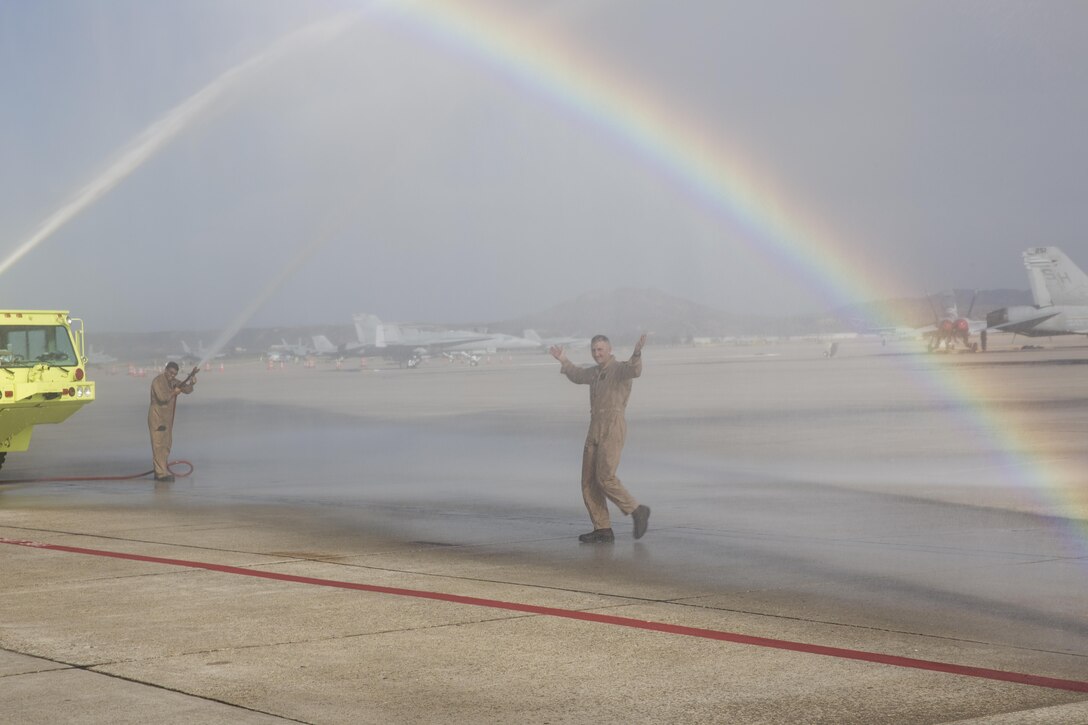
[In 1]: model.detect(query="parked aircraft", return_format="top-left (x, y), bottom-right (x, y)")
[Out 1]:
top-left (311, 334), bottom-right (363, 359)
top-left (177, 340), bottom-right (225, 362)
top-left (311, 314), bottom-right (491, 367)
top-left (440, 330), bottom-right (541, 354)
top-left (523, 330), bottom-right (589, 349)
top-left (918, 292), bottom-right (987, 352)
top-left (987, 247), bottom-right (1088, 337)
top-left (266, 338), bottom-right (314, 361)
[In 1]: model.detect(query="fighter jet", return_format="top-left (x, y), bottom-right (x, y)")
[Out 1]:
top-left (439, 330), bottom-right (541, 354)
top-left (311, 334), bottom-right (363, 359)
top-left (177, 340), bottom-right (225, 362)
top-left (986, 247), bottom-right (1088, 337)
top-left (312, 314), bottom-right (491, 368)
top-left (522, 330), bottom-right (589, 349)
top-left (266, 338), bottom-right (314, 361)
top-left (918, 292), bottom-right (987, 352)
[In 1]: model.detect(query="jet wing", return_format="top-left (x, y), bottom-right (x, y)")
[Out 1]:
top-left (987, 311), bottom-right (1060, 336)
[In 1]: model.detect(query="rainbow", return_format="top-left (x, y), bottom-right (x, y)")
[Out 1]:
top-left (383, 2), bottom-right (1086, 536)
top-left (384, 2), bottom-right (898, 316)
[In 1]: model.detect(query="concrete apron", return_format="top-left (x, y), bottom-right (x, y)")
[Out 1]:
top-left (2, 505), bottom-right (1087, 725)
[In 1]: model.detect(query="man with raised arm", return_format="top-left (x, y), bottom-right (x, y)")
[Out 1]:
top-left (551, 333), bottom-right (650, 543)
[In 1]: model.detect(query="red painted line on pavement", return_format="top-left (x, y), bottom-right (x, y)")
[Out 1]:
top-left (4, 536), bottom-right (1086, 693)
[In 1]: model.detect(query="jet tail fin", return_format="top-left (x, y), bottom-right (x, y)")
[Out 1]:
top-left (523, 329), bottom-right (541, 343)
top-left (352, 313), bottom-right (384, 346)
top-left (1024, 246), bottom-right (1088, 306)
top-left (312, 335), bottom-right (337, 354)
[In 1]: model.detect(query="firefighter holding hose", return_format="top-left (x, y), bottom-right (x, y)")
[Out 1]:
top-left (148, 361), bottom-right (197, 482)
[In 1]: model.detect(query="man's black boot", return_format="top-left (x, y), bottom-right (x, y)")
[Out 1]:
top-left (632, 505), bottom-right (650, 539)
top-left (578, 528), bottom-right (615, 543)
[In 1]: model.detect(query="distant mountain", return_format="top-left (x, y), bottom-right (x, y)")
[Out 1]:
top-left (485, 287), bottom-right (826, 344)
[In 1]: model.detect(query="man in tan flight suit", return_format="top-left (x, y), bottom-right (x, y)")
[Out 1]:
top-left (551, 334), bottom-right (650, 543)
top-left (148, 361), bottom-right (196, 482)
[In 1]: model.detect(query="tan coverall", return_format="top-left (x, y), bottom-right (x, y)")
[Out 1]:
top-left (560, 353), bottom-right (642, 529)
top-left (148, 372), bottom-right (191, 478)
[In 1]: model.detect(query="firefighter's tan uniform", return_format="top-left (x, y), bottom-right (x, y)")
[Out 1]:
top-left (148, 370), bottom-right (192, 478)
top-left (560, 352), bottom-right (642, 529)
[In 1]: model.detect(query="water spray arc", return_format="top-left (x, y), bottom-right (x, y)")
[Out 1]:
top-left (0, 13), bottom-right (360, 279)
top-left (197, 208), bottom-right (358, 368)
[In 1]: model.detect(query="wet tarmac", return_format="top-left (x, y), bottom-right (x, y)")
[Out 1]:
top-left (2, 338), bottom-right (1087, 723)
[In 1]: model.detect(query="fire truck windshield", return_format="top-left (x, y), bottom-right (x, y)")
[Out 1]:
top-left (0, 325), bottom-right (78, 367)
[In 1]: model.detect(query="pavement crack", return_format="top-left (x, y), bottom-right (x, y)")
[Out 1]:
top-left (0, 645), bottom-right (307, 722)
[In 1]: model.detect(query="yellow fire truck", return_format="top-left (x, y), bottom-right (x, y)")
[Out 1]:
top-left (0, 310), bottom-right (95, 472)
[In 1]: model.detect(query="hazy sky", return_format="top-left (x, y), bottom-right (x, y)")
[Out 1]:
top-left (1, 0), bottom-right (1085, 331)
